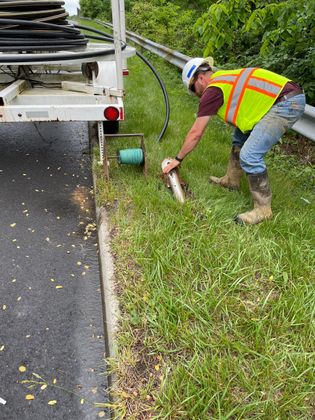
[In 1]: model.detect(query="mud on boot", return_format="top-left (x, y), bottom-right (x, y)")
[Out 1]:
top-left (235, 170), bottom-right (273, 225)
top-left (209, 146), bottom-right (242, 191)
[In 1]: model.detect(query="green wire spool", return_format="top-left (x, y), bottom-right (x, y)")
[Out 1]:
top-left (118, 148), bottom-right (144, 165)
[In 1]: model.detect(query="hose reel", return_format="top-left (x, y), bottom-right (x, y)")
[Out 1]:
top-left (0, 1), bottom-right (126, 64)
top-left (0, 4), bottom-right (170, 143)
top-left (102, 134), bottom-right (147, 180)
top-left (0, 1), bottom-right (88, 52)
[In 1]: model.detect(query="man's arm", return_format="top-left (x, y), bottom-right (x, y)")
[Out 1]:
top-left (162, 116), bottom-right (211, 174)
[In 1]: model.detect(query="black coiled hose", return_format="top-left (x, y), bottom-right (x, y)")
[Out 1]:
top-left (0, 3), bottom-right (169, 141)
top-left (0, 0), bottom-right (87, 51)
top-left (0, 17), bottom-right (125, 62)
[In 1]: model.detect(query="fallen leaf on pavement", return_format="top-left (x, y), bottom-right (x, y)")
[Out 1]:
top-left (48, 400), bottom-right (57, 405)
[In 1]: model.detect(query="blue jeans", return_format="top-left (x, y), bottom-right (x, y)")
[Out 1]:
top-left (232, 94), bottom-right (306, 174)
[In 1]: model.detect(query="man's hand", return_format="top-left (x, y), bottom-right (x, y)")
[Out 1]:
top-left (162, 158), bottom-right (181, 174)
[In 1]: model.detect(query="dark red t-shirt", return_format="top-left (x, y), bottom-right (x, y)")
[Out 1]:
top-left (197, 81), bottom-right (301, 118)
top-left (197, 87), bottom-right (223, 118)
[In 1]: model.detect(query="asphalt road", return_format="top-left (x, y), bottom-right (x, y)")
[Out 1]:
top-left (0, 122), bottom-right (110, 419)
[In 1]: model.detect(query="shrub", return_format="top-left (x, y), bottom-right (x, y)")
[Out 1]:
top-left (195, 0), bottom-right (315, 104)
top-left (125, 1), bottom-right (204, 56)
top-left (79, 0), bottom-right (105, 19)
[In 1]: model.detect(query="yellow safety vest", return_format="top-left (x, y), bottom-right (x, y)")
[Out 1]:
top-left (208, 68), bottom-right (290, 133)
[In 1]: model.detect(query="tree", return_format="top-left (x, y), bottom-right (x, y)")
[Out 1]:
top-left (195, 0), bottom-right (315, 104)
top-left (79, 0), bottom-right (105, 19)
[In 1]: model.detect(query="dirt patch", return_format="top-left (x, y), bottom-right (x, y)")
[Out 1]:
top-left (112, 328), bottom-right (164, 419)
top-left (279, 134), bottom-right (315, 165)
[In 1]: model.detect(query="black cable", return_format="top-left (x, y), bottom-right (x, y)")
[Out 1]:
top-left (74, 23), bottom-right (115, 40)
top-left (135, 50), bottom-right (170, 142)
top-left (0, 4), bottom-right (169, 141)
top-left (0, 18), bottom-right (80, 33)
top-left (0, 1), bottom-right (87, 51)
top-left (0, 17), bottom-right (126, 61)
top-left (78, 19), bottom-right (170, 142)
top-left (0, 17), bottom-right (84, 50)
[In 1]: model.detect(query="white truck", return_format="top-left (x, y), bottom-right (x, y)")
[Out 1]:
top-left (0, 0), bottom-right (135, 161)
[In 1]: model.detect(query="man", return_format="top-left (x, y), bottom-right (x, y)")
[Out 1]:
top-left (162, 58), bottom-right (306, 225)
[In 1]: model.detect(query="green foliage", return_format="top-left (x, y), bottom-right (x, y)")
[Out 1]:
top-left (245, 0), bottom-right (315, 104)
top-left (79, 0), bottom-right (105, 19)
top-left (195, 0), bottom-right (315, 104)
top-left (125, 1), bottom-right (204, 56)
top-left (171, 0), bottom-right (215, 11)
top-left (195, 0), bottom-right (254, 56)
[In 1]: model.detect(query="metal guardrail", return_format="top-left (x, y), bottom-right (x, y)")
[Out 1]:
top-left (291, 105), bottom-right (315, 141)
top-left (93, 20), bottom-right (190, 68)
top-left (91, 18), bottom-right (315, 143)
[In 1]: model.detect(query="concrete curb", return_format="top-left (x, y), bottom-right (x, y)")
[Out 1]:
top-left (93, 174), bottom-right (119, 361)
top-left (92, 171), bottom-right (120, 419)
top-left (96, 204), bottom-right (120, 359)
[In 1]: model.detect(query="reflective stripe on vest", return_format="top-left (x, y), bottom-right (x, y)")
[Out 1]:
top-left (209, 68), bottom-right (285, 127)
top-left (225, 68), bottom-right (256, 125)
top-left (248, 76), bottom-right (283, 96)
top-left (209, 75), bottom-right (237, 84)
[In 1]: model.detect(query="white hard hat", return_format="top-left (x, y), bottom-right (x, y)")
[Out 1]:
top-left (182, 57), bottom-right (214, 93)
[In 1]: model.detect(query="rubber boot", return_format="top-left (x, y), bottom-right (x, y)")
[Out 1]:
top-left (209, 146), bottom-right (242, 191)
top-left (235, 170), bottom-right (272, 225)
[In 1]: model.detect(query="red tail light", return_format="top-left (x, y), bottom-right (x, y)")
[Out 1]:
top-left (104, 107), bottom-right (119, 121)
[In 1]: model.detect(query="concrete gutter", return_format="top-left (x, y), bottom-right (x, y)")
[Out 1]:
top-left (89, 121), bottom-right (119, 361)
top-left (95, 203), bottom-right (119, 360)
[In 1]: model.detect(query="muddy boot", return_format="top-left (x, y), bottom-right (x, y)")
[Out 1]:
top-left (235, 170), bottom-right (272, 225)
top-left (209, 146), bottom-right (242, 191)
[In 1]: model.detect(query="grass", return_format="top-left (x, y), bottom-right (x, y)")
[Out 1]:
top-left (83, 19), bottom-right (315, 418)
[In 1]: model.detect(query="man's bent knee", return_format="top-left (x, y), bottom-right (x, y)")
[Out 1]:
top-left (240, 150), bottom-right (265, 174)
